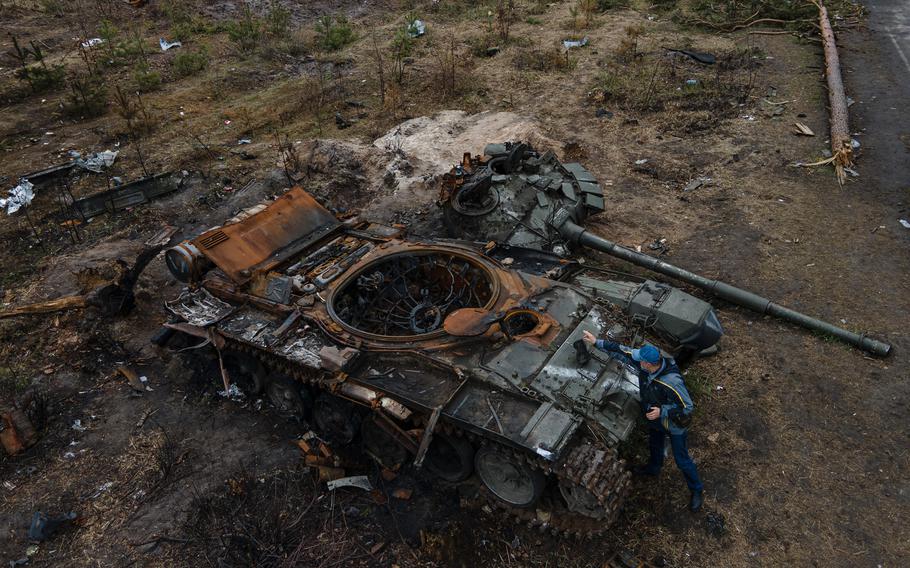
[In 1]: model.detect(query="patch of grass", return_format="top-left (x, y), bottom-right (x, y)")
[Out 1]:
top-left (133, 63), bottom-right (162, 92)
top-left (172, 48), bottom-right (209, 77)
top-left (589, 46), bottom-right (753, 127)
top-left (615, 24), bottom-right (643, 63)
top-left (64, 73), bottom-right (108, 118)
top-left (315, 14), bottom-right (356, 52)
top-left (39, 0), bottom-right (67, 16)
top-left (163, 1), bottom-right (220, 41)
top-left (391, 26), bottom-right (415, 84)
top-left (11, 37), bottom-right (65, 93)
top-left (430, 0), bottom-right (490, 20)
top-left (683, 0), bottom-right (859, 31)
top-left (526, 16), bottom-right (542, 25)
top-left (0, 365), bottom-right (30, 399)
top-left (468, 34), bottom-right (499, 58)
top-left (226, 4), bottom-right (262, 53)
top-left (649, 0), bottom-right (679, 12)
top-left (174, 19), bottom-right (220, 41)
top-left (527, 0), bottom-right (550, 15)
top-left (267, 4), bottom-right (292, 40)
top-left (597, 0), bottom-right (630, 10)
top-left (719, 46), bottom-right (766, 70)
top-left (512, 46), bottom-right (574, 72)
top-left (683, 367), bottom-right (712, 400)
top-left (16, 64), bottom-right (65, 93)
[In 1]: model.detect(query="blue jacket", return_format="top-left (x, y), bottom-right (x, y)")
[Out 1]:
top-left (594, 340), bottom-right (695, 434)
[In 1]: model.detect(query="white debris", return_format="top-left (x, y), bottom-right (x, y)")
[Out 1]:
top-left (326, 475), bottom-right (373, 491)
top-left (534, 446), bottom-right (554, 460)
top-left (81, 38), bottom-right (104, 48)
top-left (562, 37), bottom-right (589, 49)
top-left (5, 179), bottom-right (34, 215)
top-left (407, 19), bottom-right (426, 37)
top-left (159, 38), bottom-right (182, 51)
top-left (90, 481), bottom-right (114, 499)
top-left (218, 383), bottom-right (246, 401)
top-left (76, 150), bottom-right (118, 173)
top-left (899, 219), bottom-right (910, 229)
top-left (72, 419), bottom-right (86, 432)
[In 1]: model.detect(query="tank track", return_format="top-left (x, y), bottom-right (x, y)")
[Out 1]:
top-left (222, 339), bottom-right (631, 538)
top-left (448, 422), bottom-right (631, 538)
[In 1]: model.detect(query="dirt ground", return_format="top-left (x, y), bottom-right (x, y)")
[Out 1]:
top-left (1, 1), bottom-right (907, 567)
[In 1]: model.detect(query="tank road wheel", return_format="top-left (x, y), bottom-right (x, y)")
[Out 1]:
top-left (475, 446), bottom-right (545, 508)
top-left (425, 433), bottom-right (474, 482)
top-left (222, 351), bottom-right (268, 395)
top-left (265, 374), bottom-right (312, 420)
top-left (361, 414), bottom-right (409, 468)
top-left (559, 480), bottom-right (609, 519)
top-left (313, 394), bottom-right (361, 445)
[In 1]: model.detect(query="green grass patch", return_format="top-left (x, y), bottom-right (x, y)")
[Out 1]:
top-left (173, 48), bottom-right (209, 77)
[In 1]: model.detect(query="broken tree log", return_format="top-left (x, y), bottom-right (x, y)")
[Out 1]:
top-left (0, 246), bottom-right (164, 320)
top-left (814, 0), bottom-right (853, 184)
top-left (0, 295), bottom-right (87, 319)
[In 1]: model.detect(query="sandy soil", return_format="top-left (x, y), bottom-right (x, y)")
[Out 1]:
top-left (1, 1), bottom-right (907, 567)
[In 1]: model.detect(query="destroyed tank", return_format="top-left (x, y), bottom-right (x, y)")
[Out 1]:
top-left (160, 176), bottom-right (723, 535)
top-left (160, 140), bottom-right (890, 536)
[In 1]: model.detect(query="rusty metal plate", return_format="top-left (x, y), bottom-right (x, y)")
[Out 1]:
top-left (443, 308), bottom-right (498, 337)
top-left (192, 188), bottom-right (339, 284)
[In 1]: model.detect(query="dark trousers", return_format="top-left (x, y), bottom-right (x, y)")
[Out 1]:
top-left (646, 428), bottom-right (703, 492)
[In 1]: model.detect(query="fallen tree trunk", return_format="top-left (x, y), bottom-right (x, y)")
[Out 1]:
top-left (0, 295), bottom-right (87, 319)
top-left (815, 0), bottom-right (853, 184)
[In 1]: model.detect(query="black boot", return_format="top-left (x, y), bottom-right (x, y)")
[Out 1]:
top-left (689, 490), bottom-right (704, 512)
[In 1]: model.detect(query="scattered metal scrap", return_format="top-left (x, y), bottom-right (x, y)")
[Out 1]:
top-left (3, 179), bottom-right (35, 215)
top-left (326, 475), bottom-right (372, 491)
top-left (145, 225), bottom-right (179, 247)
top-left (1, 410), bottom-right (38, 456)
top-left (73, 150), bottom-right (118, 173)
top-left (664, 47), bottom-right (716, 65)
top-left (71, 172), bottom-right (176, 219)
top-left (297, 433), bottom-right (347, 481)
top-left (19, 161), bottom-right (77, 187)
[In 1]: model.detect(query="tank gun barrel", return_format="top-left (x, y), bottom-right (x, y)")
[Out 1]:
top-left (555, 215), bottom-right (892, 357)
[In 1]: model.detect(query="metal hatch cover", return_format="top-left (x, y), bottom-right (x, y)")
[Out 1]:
top-left (192, 188), bottom-right (340, 284)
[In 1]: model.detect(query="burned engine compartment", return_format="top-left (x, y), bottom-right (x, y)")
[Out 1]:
top-left (332, 251), bottom-right (495, 338)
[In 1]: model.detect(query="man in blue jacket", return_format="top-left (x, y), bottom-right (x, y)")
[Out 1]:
top-left (582, 331), bottom-right (704, 512)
